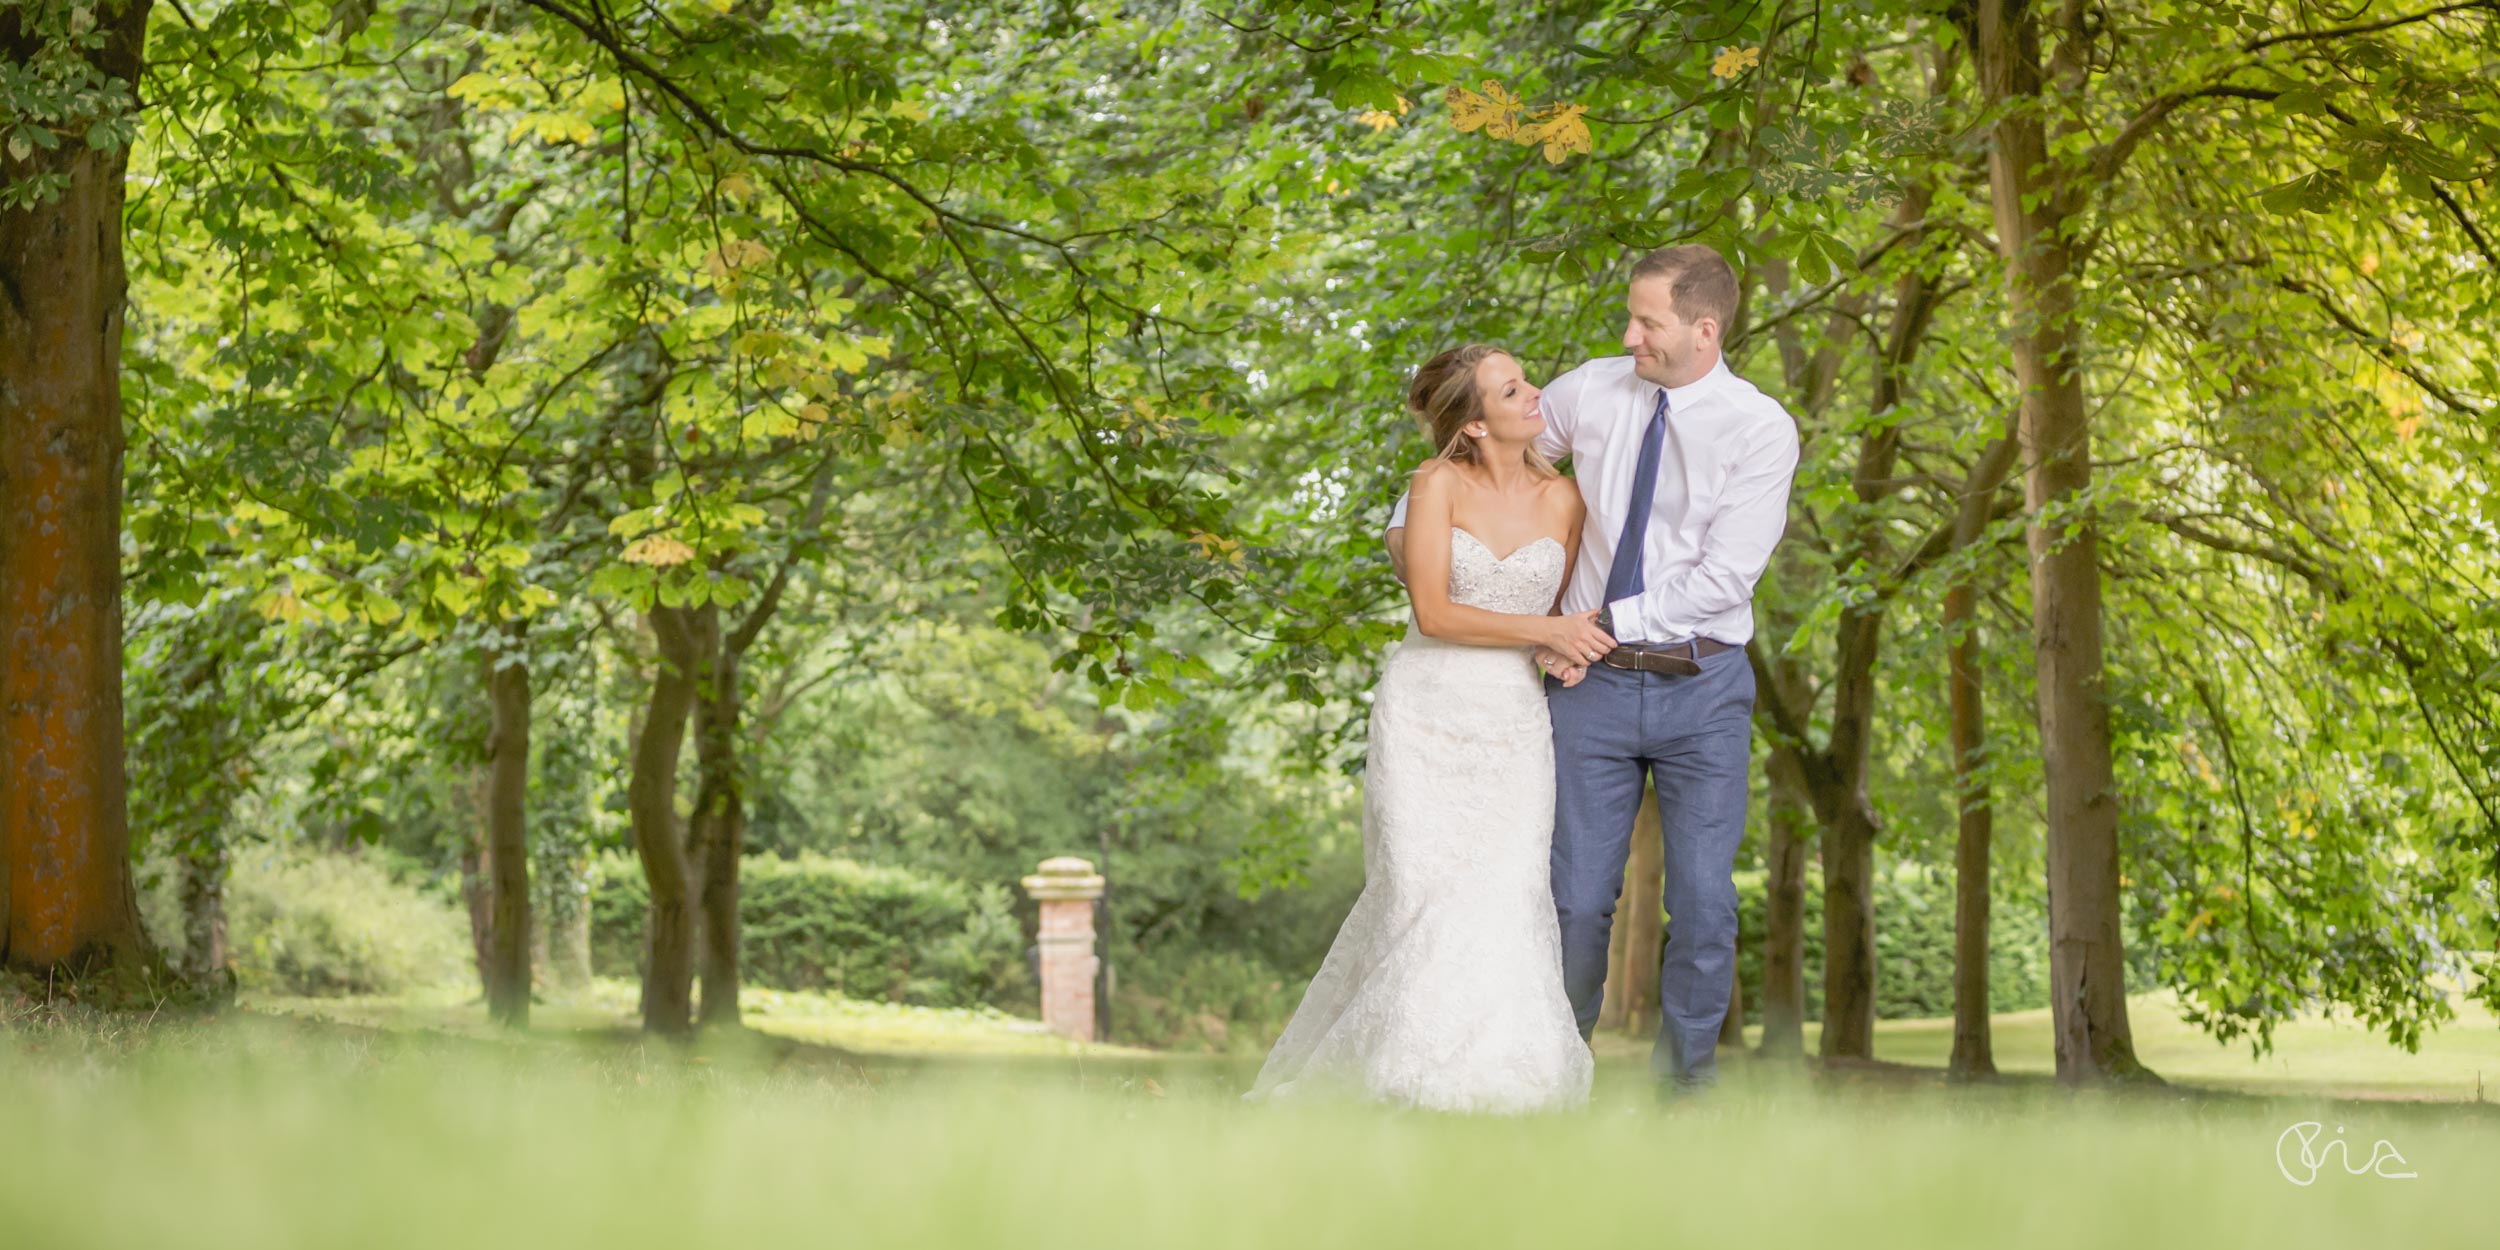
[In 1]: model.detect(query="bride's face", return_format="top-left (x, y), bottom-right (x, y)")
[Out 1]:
top-left (1466, 353), bottom-right (1545, 447)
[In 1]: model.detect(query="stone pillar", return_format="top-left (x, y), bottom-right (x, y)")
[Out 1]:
top-left (1022, 856), bottom-right (1106, 1042)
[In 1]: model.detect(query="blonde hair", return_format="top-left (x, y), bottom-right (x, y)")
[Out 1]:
top-left (1406, 345), bottom-right (1557, 477)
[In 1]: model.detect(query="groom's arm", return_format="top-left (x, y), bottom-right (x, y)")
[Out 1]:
top-left (1386, 494), bottom-right (1410, 583)
top-left (1615, 413), bottom-right (1800, 641)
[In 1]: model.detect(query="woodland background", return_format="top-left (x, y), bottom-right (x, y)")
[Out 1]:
top-left (3, 0), bottom-right (2496, 1088)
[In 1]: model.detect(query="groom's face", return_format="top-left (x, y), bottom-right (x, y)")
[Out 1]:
top-left (1622, 275), bottom-right (1716, 388)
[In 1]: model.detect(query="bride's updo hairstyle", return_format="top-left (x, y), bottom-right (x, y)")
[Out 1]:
top-left (1407, 344), bottom-right (1557, 477)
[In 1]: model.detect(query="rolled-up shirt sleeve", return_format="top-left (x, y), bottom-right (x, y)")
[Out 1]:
top-left (1637, 417), bottom-right (1800, 642)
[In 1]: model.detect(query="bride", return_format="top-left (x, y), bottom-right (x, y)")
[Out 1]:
top-left (1248, 344), bottom-right (1611, 1113)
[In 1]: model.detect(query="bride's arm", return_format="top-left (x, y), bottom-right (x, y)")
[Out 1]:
top-left (1548, 481), bottom-right (1587, 614)
top-left (1406, 465), bottom-right (1614, 656)
top-left (1534, 481), bottom-right (1592, 683)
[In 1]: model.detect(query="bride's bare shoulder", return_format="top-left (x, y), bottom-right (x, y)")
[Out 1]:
top-left (1409, 458), bottom-right (1462, 494)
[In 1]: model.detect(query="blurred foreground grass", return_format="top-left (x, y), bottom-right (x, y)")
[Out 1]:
top-left (2, 998), bottom-right (2493, 1250)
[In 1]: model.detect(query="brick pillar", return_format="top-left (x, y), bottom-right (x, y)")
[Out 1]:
top-left (1022, 856), bottom-right (1106, 1042)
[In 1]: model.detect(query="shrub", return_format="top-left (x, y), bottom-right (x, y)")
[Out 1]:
top-left (1111, 946), bottom-right (1303, 1054)
top-left (1734, 861), bottom-right (2051, 1022)
top-left (589, 853), bottom-right (1025, 1008)
top-left (144, 846), bottom-right (475, 997)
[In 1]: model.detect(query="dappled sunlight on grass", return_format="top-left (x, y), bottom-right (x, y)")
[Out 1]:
top-left (246, 978), bottom-right (1159, 1060)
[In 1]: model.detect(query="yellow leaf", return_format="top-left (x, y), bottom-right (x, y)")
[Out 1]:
top-left (622, 535), bottom-right (697, 566)
top-left (2184, 909), bottom-right (2214, 938)
top-left (2181, 738), bottom-right (2221, 790)
top-left (1712, 46), bottom-right (1762, 79)
top-left (1185, 532), bottom-right (1244, 568)
top-left (1445, 81), bottom-right (1524, 139)
top-left (448, 73), bottom-right (510, 104)
top-left (1355, 109), bottom-right (1399, 133)
top-left (1524, 102), bottom-right (1592, 164)
top-left (703, 237), bottom-right (776, 290)
top-left (719, 172), bottom-right (756, 200)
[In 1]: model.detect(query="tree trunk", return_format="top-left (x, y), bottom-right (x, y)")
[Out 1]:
top-left (1945, 423), bottom-right (2019, 1081)
top-left (483, 631), bottom-right (532, 1027)
top-left (690, 617), bottom-right (744, 1029)
top-left (0, 1), bottom-right (155, 978)
top-left (1757, 748), bottom-right (1812, 1058)
top-left (1972, 0), bottom-right (2145, 1084)
top-left (1718, 949), bottom-right (1745, 1048)
top-left (1617, 788), bottom-right (1665, 1036)
top-left (633, 603), bottom-right (706, 1037)
top-left (1946, 576), bottom-right (1997, 1079)
top-left (1599, 877), bottom-right (1632, 1033)
top-left (177, 837), bottom-right (228, 982)
top-left (1818, 798), bottom-right (1878, 1059)
top-left (460, 767), bottom-right (492, 991)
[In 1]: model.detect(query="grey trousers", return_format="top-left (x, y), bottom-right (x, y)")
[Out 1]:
top-left (1545, 646), bottom-right (1755, 1087)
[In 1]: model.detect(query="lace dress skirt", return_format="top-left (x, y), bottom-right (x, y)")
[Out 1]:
top-left (1248, 618), bottom-right (1595, 1113)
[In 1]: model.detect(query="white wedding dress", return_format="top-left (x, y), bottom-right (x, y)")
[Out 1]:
top-left (1249, 528), bottom-right (1594, 1113)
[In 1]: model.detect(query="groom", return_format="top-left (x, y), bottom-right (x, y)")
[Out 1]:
top-left (1388, 244), bottom-right (1800, 1095)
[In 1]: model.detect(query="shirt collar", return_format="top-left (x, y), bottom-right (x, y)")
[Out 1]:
top-left (1659, 356), bottom-right (1731, 410)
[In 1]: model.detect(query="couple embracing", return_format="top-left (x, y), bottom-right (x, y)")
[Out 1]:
top-left (1249, 245), bottom-right (1801, 1112)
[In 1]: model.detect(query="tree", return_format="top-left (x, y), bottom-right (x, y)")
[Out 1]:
top-left (1, 0), bottom-right (155, 977)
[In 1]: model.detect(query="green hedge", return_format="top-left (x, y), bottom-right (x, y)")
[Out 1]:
top-left (590, 853), bottom-right (1026, 1008)
top-left (1730, 862), bottom-right (2050, 1021)
top-left (142, 847), bottom-right (473, 997)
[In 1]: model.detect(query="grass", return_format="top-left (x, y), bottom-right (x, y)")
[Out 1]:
top-left (246, 978), bottom-right (1163, 1060)
top-left (1, 997), bottom-right (2491, 1250)
top-left (1586, 988), bottom-right (2500, 1102)
top-left (253, 976), bottom-right (2500, 1102)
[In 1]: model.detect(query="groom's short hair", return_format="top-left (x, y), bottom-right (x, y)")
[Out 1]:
top-left (1629, 244), bottom-right (1739, 332)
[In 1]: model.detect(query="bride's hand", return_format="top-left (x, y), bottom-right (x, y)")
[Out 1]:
top-left (1545, 611), bottom-right (1615, 667)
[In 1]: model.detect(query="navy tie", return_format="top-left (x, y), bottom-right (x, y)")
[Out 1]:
top-left (1602, 390), bottom-right (1670, 617)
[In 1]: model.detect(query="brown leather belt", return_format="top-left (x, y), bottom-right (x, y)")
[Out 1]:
top-left (1600, 638), bottom-right (1736, 677)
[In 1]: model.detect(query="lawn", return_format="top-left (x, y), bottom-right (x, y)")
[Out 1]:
top-left (1591, 989), bottom-right (2500, 1102)
top-left (1, 992), bottom-right (2490, 1250)
top-left (254, 977), bottom-right (2500, 1102)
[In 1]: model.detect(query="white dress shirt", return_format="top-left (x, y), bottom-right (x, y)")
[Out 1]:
top-left (1388, 354), bottom-right (1799, 645)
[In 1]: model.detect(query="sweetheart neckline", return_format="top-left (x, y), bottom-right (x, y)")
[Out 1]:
top-left (1452, 527), bottom-right (1564, 564)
